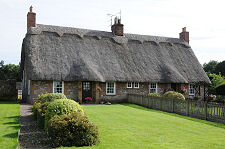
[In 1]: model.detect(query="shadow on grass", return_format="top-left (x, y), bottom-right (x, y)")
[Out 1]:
top-left (122, 104), bottom-right (225, 129)
top-left (3, 132), bottom-right (18, 138)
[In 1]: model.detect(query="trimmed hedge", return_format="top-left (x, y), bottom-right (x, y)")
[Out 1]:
top-left (48, 112), bottom-right (100, 147)
top-left (38, 93), bottom-right (67, 103)
top-left (31, 102), bottom-right (41, 120)
top-left (44, 99), bottom-right (84, 131)
top-left (148, 93), bottom-right (161, 97)
top-left (37, 102), bottom-right (52, 128)
top-left (163, 91), bottom-right (185, 100)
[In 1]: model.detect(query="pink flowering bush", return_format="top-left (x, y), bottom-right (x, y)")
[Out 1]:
top-left (85, 97), bottom-right (93, 103)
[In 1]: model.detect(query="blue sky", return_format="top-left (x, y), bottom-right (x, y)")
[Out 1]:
top-left (0, 0), bottom-right (224, 64)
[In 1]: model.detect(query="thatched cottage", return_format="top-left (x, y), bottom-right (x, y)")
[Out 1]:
top-left (21, 7), bottom-right (210, 104)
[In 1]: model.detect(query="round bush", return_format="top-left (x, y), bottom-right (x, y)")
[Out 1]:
top-left (48, 112), bottom-right (100, 147)
top-left (163, 91), bottom-right (185, 100)
top-left (38, 93), bottom-right (67, 103)
top-left (45, 99), bottom-right (84, 131)
top-left (148, 93), bottom-right (161, 97)
top-left (31, 102), bottom-right (41, 119)
top-left (37, 102), bottom-right (52, 128)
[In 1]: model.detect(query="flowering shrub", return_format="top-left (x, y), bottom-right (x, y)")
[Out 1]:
top-left (209, 94), bottom-right (216, 101)
top-left (85, 97), bottom-right (93, 103)
top-left (163, 91), bottom-right (185, 100)
top-left (38, 93), bottom-right (67, 103)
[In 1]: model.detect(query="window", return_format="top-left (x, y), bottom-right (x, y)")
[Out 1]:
top-left (106, 82), bottom-right (116, 95)
top-left (127, 82), bottom-right (132, 88)
top-left (53, 81), bottom-right (64, 93)
top-left (189, 84), bottom-right (195, 96)
top-left (149, 83), bottom-right (157, 93)
top-left (134, 82), bottom-right (139, 88)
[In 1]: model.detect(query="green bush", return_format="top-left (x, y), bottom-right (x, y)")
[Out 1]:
top-left (163, 91), bottom-right (185, 100)
top-left (45, 99), bottom-right (84, 131)
top-left (31, 102), bottom-right (41, 120)
top-left (37, 102), bottom-right (52, 128)
top-left (148, 93), bottom-right (161, 97)
top-left (38, 93), bottom-right (67, 103)
top-left (48, 112), bottom-right (100, 147)
top-left (216, 81), bottom-right (225, 95)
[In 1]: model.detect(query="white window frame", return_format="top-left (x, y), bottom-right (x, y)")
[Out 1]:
top-left (53, 81), bottom-right (64, 94)
top-left (189, 84), bottom-right (195, 96)
top-left (127, 82), bottom-right (132, 88)
top-left (134, 82), bottom-right (139, 89)
top-left (106, 82), bottom-right (116, 95)
top-left (28, 80), bottom-right (31, 95)
top-left (149, 83), bottom-right (158, 93)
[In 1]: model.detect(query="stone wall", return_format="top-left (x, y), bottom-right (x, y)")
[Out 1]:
top-left (29, 80), bottom-right (78, 103)
top-left (98, 82), bottom-right (150, 103)
top-left (0, 80), bottom-right (17, 99)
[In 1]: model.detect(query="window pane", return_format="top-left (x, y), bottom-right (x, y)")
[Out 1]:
top-left (150, 83), bottom-right (157, 93)
top-left (134, 82), bottom-right (139, 88)
top-left (106, 82), bottom-right (115, 94)
top-left (54, 81), bottom-right (63, 93)
top-left (127, 82), bottom-right (132, 88)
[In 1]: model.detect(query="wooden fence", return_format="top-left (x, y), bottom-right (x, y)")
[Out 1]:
top-left (128, 94), bottom-right (225, 124)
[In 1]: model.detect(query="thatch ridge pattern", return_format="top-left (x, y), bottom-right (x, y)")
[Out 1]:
top-left (23, 24), bottom-right (210, 84)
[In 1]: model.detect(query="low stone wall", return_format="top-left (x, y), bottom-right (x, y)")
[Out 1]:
top-left (0, 80), bottom-right (17, 99)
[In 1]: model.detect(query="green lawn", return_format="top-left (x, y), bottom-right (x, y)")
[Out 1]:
top-left (62, 104), bottom-right (225, 149)
top-left (0, 102), bottom-right (20, 149)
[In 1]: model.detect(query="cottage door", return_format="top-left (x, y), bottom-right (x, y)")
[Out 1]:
top-left (171, 83), bottom-right (177, 91)
top-left (82, 82), bottom-right (92, 103)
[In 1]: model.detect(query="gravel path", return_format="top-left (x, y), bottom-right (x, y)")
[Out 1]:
top-left (18, 103), bottom-right (54, 149)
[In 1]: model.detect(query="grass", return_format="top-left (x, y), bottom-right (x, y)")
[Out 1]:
top-left (0, 102), bottom-right (20, 149)
top-left (61, 104), bottom-right (225, 149)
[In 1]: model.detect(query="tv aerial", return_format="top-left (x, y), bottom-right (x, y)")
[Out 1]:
top-left (107, 10), bottom-right (121, 26)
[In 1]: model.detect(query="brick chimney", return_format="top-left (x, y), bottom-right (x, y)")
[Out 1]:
top-left (179, 27), bottom-right (189, 43)
top-left (27, 6), bottom-right (36, 30)
top-left (111, 17), bottom-right (124, 36)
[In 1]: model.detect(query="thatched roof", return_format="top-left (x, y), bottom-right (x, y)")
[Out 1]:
top-left (21, 24), bottom-right (210, 84)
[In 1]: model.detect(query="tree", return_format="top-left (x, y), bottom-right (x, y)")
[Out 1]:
top-left (0, 60), bottom-right (21, 81)
top-left (207, 72), bottom-right (225, 95)
top-left (203, 60), bottom-right (219, 73)
top-left (215, 60), bottom-right (225, 76)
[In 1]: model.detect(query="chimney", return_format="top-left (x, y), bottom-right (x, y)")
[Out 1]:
top-left (111, 17), bottom-right (124, 36)
top-left (27, 6), bottom-right (36, 30)
top-left (179, 27), bottom-right (189, 43)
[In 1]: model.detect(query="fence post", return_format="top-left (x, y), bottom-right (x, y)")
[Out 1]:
top-left (186, 99), bottom-right (189, 116)
top-left (204, 101), bottom-right (207, 120)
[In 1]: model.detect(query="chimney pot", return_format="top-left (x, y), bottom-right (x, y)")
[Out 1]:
top-left (29, 5), bottom-right (33, 13)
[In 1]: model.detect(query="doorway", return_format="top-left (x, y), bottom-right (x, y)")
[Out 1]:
top-left (82, 82), bottom-right (92, 103)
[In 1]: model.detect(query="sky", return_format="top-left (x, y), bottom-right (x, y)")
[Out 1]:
top-left (0, 0), bottom-right (224, 65)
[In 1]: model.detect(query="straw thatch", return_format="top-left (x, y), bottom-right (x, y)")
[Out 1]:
top-left (21, 24), bottom-right (210, 84)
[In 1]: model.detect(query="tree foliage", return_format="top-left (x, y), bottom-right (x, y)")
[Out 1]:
top-left (203, 60), bottom-right (219, 74)
top-left (215, 60), bottom-right (225, 76)
top-left (215, 81), bottom-right (225, 95)
top-left (0, 60), bottom-right (20, 81)
top-left (207, 72), bottom-right (225, 94)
